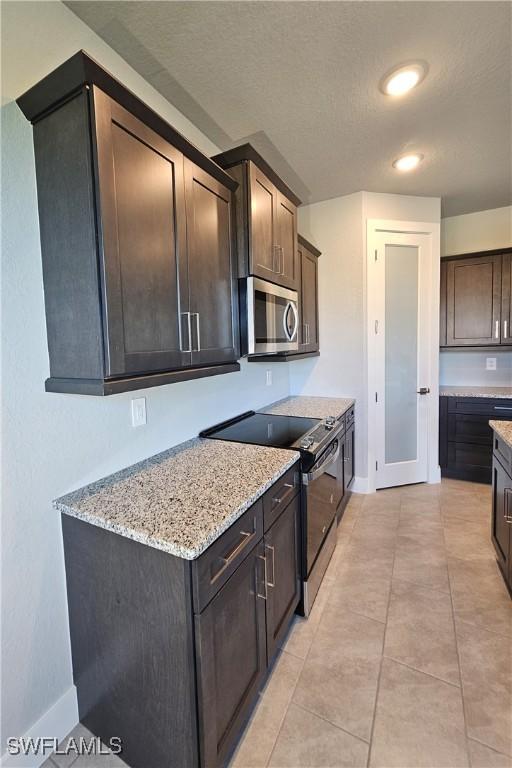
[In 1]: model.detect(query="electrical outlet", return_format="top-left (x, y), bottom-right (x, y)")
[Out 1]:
top-left (266, 370), bottom-right (272, 386)
top-left (486, 357), bottom-right (497, 371)
top-left (131, 397), bottom-right (147, 427)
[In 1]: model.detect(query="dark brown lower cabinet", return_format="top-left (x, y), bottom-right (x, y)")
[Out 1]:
top-left (195, 543), bottom-right (267, 768)
top-left (62, 466), bottom-right (301, 768)
top-left (491, 432), bottom-right (512, 595)
top-left (439, 396), bottom-right (512, 483)
top-left (264, 495), bottom-right (301, 662)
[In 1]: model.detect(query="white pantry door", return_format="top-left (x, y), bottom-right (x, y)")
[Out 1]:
top-left (373, 230), bottom-right (432, 488)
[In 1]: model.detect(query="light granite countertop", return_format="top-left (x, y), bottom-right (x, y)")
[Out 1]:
top-left (261, 395), bottom-right (354, 420)
top-left (490, 420), bottom-right (512, 450)
top-left (54, 438), bottom-right (298, 560)
top-left (440, 386), bottom-right (512, 399)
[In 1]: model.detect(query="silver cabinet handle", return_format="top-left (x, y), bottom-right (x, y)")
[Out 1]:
top-left (272, 245), bottom-right (280, 273)
top-left (265, 544), bottom-right (275, 587)
top-left (504, 320), bottom-right (508, 339)
top-left (191, 312), bottom-right (200, 352)
top-left (505, 489), bottom-right (512, 524)
top-left (494, 406), bottom-right (512, 411)
top-left (257, 553), bottom-right (268, 600)
top-left (495, 320), bottom-right (500, 339)
top-left (180, 312), bottom-right (192, 353)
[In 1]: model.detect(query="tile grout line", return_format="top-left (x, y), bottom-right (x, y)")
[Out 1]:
top-left (291, 700), bottom-right (371, 748)
top-left (365, 489), bottom-right (402, 768)
top-left (381, 655), bottom-right (462, 689)
top-left (466, 735), bottom-right (512, 761)
top-left (265, 505), bottom-right (348, 768)
top-left (443, 499), bottom-right (473, 768)
top-left (261, 647), bottom-right (306, 768)
top-left (267, 496), bottom-right (365, 767)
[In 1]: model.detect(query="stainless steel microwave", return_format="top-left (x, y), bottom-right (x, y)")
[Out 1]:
top-left (241, 277), bottom-right (299, 356)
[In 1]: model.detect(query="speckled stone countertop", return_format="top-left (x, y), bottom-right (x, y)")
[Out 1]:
top-left (490, 420), bottom-right (512, 450)
top-left (440, 386), bottom-right (512, 399)
top-left (261, 395), bottom-right (354, 420)
top-left (54, 439), bottom-right (298, 560)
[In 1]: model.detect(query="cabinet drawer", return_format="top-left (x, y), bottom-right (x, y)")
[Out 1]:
top-left (448, 397), bottom-right (512, 417)
top-left (192, 500), bottom-right (263, 613)
top-left (263, 464), bottom-right (300, 532)
top-left (448, 441), bottom-right (492, 470)
top-left (447, 414), bottom-right (493, 445)
top-left (494, 434), bottom-right (512, 475)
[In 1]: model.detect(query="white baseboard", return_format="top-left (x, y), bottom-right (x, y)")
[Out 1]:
top-left (1, 685), bottom-right (78, 768)
top-left (428, 465), bottom-right (442, 484)
top-left (351, 476), bottom-right (373, 494)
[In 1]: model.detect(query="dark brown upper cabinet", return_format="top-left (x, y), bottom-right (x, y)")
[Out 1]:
top-left (17, 51), bottom-right (240, 395)
top-left (440, 249), bottom-right (512, 348)
top-left (298, 235), bottom-right (320, 354)
top-left (502, 252), bottom-right (512, 344)
top-left (212, 144), bottom-right (301, 291)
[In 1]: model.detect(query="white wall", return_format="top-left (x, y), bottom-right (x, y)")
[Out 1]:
top-left (293, 191), bottom-right (441, 491)
top-left (439, 206), bottom-right (512, 387)
top-left (1, 2), bottom-right (290, 758)
top-left (292, 193), bottom-right (366, 473)
top-left (441, 206), bottom-right (511, 257)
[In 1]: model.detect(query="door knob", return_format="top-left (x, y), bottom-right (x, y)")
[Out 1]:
top-left (417, 387), bottom-right (430, 395)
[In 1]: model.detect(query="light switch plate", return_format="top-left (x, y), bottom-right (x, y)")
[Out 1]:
top-left (266, 370), bottom-right (272, 386)
top-left (131, 397), bottom-right (147, 427)
top-left (486, 357), bottom-right (497, 371)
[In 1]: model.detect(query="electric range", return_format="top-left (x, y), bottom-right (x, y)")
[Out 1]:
top-left (200, 410), bottom-right (345, 614)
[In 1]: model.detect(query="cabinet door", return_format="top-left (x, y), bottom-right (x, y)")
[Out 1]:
top-left (184, 159), bottom-right (239, 366)
top-left (492, 458), bottom-right (512, 582)
top-left (502, 253), bottom-right (512, 345)
top-left (440, 260), bottom-right (447, 345)
top-left (264, 496), bottom-right (300, 662)
top-left (248, 163), bottom-right (278, 281)
top-left (300, 246), bottom-right (319, 352)
top-left (92, 87), bottom-right (190, 376)
top-left (276, 192), bottom-right (299, 290)
top-left (344, 424), bottom-right (355, 489)
top-left (445, 254), bottom-right (502, 346)
top-left (195, 544), bottom-right (267, 768)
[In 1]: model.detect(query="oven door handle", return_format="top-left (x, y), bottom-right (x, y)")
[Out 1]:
top-left (302, 441), bottom-right (341, 484)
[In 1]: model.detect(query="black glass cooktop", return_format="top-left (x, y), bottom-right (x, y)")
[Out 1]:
top-left (201, 412), bottom-right (321, 449)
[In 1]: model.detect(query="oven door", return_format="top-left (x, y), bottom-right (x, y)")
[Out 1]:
top-left (247, 277), bottom-right (299, 355)
top-left (303, 436), bottom-right (344, 577)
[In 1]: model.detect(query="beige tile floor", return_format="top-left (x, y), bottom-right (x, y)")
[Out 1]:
top-left (44, 479), bottom-right (512, 768)
top-left (231, 479), bottom-right (512, 768)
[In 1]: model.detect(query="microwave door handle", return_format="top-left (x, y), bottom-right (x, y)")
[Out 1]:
top-left (283, 301), bottom-right (293, 341)
top-left (289, 301), bottom-right (299, 341)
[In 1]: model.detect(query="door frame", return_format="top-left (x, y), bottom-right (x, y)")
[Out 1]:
top-left (366, 219), bottom-right (441, 493)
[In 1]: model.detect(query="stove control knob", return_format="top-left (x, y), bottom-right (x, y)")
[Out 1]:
top-left (325, 416), bottom-right (336, 430)
top-left (300, 437), bottom-right (314, 449)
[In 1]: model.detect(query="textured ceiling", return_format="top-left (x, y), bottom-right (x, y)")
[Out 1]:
top-left (66, 1), bottom-right (512, 216)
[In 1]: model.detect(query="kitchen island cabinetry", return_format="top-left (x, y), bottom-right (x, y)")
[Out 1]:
top-left (491, 423), bottom-right (512, 595)
top-left (61, 461), bottom-right (301, 768)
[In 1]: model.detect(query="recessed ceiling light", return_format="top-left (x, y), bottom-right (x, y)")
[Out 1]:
top-left (392, 153), bottom-right (424, 172)
top-left (380, 62), bottom-right (428, 96)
